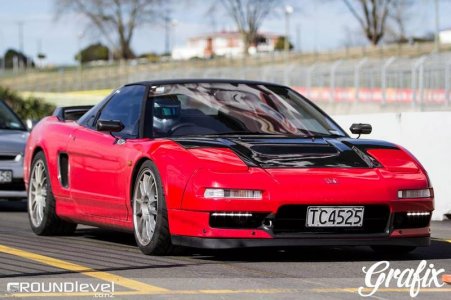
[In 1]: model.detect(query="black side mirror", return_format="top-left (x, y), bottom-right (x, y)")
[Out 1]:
top-left (96, 120), bottom-right (124, 132)
top-left (350, 123), bottom-right (372, 138)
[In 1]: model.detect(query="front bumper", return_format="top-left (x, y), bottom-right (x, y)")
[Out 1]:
top-left (168, 199), bottom-right (433, 249)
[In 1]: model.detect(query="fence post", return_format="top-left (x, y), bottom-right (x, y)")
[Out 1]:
top-left (446, 62), bottom-right (451, 106)
top-left (381, 56), bottom-right (396, 105)
top-left (262, 66), bottom-right (272, 82)
top-left (411, 55), bottom-right (427, 109)
top-left (306, 63), bottom-right (318, 98)
top-left (330, 60), bottom-right (342, 103)
top-left (354, 57), bottom-right (368, 102)
top-left (418, 58), bottom-right (426, 110)
top-left (284, 63), bottom-right (298, 86)
top-left (202, 68), bottom-right (211, 78)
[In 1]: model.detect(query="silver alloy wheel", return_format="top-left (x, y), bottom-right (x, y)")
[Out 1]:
top-left (29, 160), bottom-right (47, 227)
top-left (133, 169), bottom-right (158, 246)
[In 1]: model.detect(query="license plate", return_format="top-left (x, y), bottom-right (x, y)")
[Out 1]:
top-left (0, 170), bottom-right (12, 183)
top-left (306, 206), bottom-right (364, 227)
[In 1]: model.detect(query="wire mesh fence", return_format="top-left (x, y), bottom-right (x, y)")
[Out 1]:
top-left (1, 51), bottom-right (450, 108)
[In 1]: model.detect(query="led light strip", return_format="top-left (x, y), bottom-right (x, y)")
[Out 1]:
top-left (211, 212), bottom-right (253, 217)
top-left (406, 212), bottom-right (431, 216)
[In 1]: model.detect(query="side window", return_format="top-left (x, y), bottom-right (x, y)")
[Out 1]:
top-left (97, 85), bottom-right (146, 138)
top-left (78, 97), bottom-right (110, 129)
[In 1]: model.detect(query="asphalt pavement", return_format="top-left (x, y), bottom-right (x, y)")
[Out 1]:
top-left (0, 200), bottom-right (450, 300)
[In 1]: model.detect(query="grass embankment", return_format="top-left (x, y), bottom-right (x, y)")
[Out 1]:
top-left (0, 86), bottom-right (55, 120)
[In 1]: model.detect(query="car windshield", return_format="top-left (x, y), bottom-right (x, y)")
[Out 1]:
top-left (148, 83), bottom-right (346, 138)
top-left (0, 101), bottom-right (26, 131)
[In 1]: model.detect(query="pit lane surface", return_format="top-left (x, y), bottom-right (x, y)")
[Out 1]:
top-left (0, 200), bottom-right (450, 300)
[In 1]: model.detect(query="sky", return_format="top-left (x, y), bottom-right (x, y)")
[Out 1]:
top-left (0, 0), bottom-right (449, 65)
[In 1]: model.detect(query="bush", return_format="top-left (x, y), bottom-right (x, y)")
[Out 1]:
top-left (75, 43), bottom-right (110, 64)
top-left (274, 36), bottom-right (294, 51)
top-left (0, 86), bottom-right (55, 120)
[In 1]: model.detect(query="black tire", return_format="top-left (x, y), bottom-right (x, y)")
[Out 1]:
top-left (28, 152), bottom-right (77, 235)
top-left (132, 160), bottom-right (180, 255)
top-left (370, 245), bottom-right (417, 255)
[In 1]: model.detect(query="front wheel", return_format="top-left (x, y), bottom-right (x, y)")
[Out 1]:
top-left (132, 161), bottom-right (176, 255)
top-left (28, 152), bottom-right (77, 235)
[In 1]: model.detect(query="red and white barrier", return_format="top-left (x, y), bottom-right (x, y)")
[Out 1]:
top-left (293, 87), bottom-right (449, 104)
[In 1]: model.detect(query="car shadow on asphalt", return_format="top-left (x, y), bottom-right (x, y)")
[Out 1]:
top-left (192, 241), bottom-right (451, 262)
top-left (0, 199), bottom-right (26, 212)
top-left (74, 227), bottom-right (137, 247)
top-left (72, 227), bottom-right (451, 263)
top-left (2, 200), bottom-right (449, 263)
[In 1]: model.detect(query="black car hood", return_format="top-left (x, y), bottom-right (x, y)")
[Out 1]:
top-left (0, 129), bottom-right (28, 154)
top-left (172, 136), bottom-right (398, 168)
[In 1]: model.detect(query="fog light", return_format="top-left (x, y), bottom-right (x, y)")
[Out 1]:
top-left (406, 212), bottom-right (431, 216)
top-left (398, 188), bottom-right (432, 199)
top-left (204, 188), bottom-right (262, 200)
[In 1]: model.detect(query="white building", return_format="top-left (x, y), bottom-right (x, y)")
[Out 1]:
top-left (172, 31), bottom-right (281, 60)
top-left (439, 28), bottom-right (451, 44)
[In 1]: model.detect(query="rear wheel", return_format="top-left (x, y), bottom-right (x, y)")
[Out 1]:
top-left (28, 152), bottom-right (77, 235)
top-left (370, 245), bottom-right (417, 255)
top-left (132, 161), bottom-right (176, 255)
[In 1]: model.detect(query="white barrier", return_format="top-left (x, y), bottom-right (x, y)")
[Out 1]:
top-left (334, 112), bottom-right (451, 221)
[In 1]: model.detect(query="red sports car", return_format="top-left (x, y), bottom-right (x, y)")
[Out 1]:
top-left (24, 80), bottom-right (433, 255)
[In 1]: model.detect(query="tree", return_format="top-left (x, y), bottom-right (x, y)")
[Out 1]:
top-left (75, 43), bottom-right (110, 63)
top-left (221, 0), bottom-right (278, 54)
top-left (342, 0), bottom-right (394, 46)
top-left (274, 36), bottom-right (293, 51)
top-left (385, 0), bottom-right (413, 43)
top-left (56, 0), bottom-right (162, 60)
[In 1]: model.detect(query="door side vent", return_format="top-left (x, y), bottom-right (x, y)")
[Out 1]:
top-left (58, 153), bottom-right (69, 188)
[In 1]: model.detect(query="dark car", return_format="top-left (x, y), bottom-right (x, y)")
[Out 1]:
top-left (0, 100), bottom-right (28, 200)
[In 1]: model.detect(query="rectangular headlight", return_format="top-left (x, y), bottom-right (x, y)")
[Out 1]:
top-left (204, 188), bottom-right (262, 200)
top-left (398, 188), bottom-right (432, 199)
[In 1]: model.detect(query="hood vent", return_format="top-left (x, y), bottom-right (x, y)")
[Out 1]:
top-left (249, 144), bottom-right (342, 168)
top-left (173, 136), bottom-right (386, 169)
top-left (231, 138), bottom-right (371, 168)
